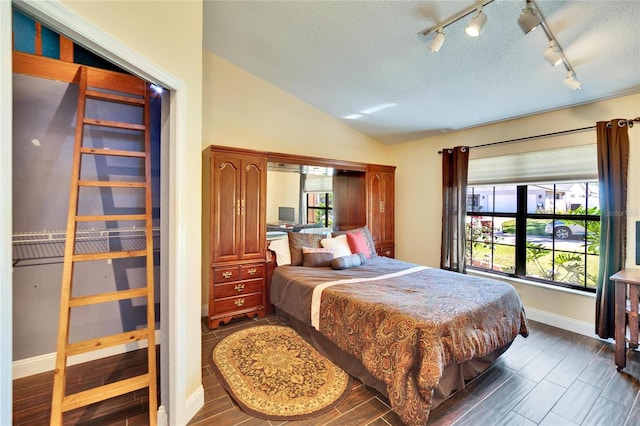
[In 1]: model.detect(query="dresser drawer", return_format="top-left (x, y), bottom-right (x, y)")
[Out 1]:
top-left (213, 266), bottom-right (239, 283)
top-left (213, 292), bottom-right (264, 315)
top-left (376, 246), bottom-right (394, 258)
top-left (214, 278), bottom-right (264, 299)
top-left (240, 264), bottom-right (264, 280)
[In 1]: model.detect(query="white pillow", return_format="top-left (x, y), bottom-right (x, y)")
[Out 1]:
top-left (320, 234), bottom-right (352, 258)
top-left (268, 235), bottom-right (291, 266)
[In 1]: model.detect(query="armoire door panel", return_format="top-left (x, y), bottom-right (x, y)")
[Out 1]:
top-left (241, 159), bottom-right (266, 259)
top-left (367, 166), bottom-right (395, 256)
top-left (381, 172), bottom-right (395, 245)
top-left (368, 173), bottom-right (383, 243)
top-left (213, 157), bottom-right (241, 262)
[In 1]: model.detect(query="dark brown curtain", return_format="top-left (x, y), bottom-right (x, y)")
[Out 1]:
top-left (595, 119), bottom-right (629, 339)
top-left (441, 146), bottom-right (469, 273)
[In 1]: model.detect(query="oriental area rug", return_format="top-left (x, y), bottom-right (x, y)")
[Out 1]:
top-left (211, 324), bottom-right (352, 420)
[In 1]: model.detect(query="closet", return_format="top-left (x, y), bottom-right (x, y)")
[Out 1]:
top-left (203, 145), bottom-right (396, 329)
top-left (12, 9), bottom-right (163, 424)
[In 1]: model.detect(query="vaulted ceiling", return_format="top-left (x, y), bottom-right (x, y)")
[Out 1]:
top-left (203, 1), bottom-right (640, 144)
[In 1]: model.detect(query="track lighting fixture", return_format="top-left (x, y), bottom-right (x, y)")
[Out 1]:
top-left (563, 71), bottom-right (582, 91)
top-left (419, 0), bottom-right (581, 90)
top-left (543, 40), bottom-right (563, 66)
top-left (519, 0), bottom-right (581, 90)
top-left (419, 0), bottom-right (495, 53)
top-left (465, 7), bottom-right (487, 37)
top-left (428, 28), bottom-right (446, 53)
top-left (518, 1), bottom-right (542, 34)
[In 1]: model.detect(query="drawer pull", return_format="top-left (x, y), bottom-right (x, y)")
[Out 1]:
top-left (234, 298), bottom-right (245, 307)
top-left (247, 268), bottom-right (257, 276)
top-left (222, 271), bottom-right (233, 279)
top-left (385, 250), bottom-right (391, 256)
top-left (234, 283), bottom-right (245, 292)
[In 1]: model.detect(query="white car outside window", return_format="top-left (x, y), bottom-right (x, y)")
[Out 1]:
top-left (544, 220), bottom-right (586, 239)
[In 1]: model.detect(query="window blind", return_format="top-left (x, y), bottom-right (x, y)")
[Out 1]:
top-left (468, 144), bottom-right (598, 185)
top-left (302, 174), bottom-right (333, 192)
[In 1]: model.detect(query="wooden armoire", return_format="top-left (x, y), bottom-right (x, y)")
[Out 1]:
top-left (367, 165), bottom-right (395, 258)
top-left (203, 145), bottom-right (395, 329)
top-left (203, 147), bottom-right (268, 329)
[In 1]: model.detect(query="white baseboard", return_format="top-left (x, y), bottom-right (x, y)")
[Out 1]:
top-left (525, 307), bottom-right (600, 340)
top-left (13, 329), bottom-right (162, 380)
top-left (183, 384), bottom-right (205, 424)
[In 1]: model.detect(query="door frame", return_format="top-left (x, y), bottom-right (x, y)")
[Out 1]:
top-left (2, 1), bottom-right (199, 424)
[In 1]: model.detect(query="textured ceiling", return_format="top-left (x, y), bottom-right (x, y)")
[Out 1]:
top-left (203, 1), bottom-right (640, 144)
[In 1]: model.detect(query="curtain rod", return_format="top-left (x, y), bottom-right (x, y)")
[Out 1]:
top-left (606, 116), bottom-right (640, 128)
top-left (438, 116), bottom-right (640, 154)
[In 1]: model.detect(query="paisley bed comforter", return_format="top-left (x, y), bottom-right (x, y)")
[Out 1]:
top-left (270, 256), bottom-right (529, 425)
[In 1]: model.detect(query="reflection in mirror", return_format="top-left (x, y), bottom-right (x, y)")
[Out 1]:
top-left (266, 163), bottom-right (334, 236)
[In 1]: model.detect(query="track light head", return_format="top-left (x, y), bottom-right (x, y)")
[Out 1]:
top-left (518, 1), bottom-right (542, 34)
top-left (543, 40), bottom-right (563, 66)
top-left (563, 71), bottom-right (582, 91)
top-left (429, 29), bottom-right (446, 53)
top-left (465, 8), bottom-right (487, 37)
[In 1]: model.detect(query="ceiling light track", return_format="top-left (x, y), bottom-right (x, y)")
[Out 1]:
top-left (419, 0), bottom-right (495, 40)
top-left (520, 0), bottom-right (580, 89)
top-left (419, 0), bottom-right (580, 90)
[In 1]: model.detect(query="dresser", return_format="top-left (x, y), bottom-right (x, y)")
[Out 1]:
top-left (204, 147), bottom-right (267, 329)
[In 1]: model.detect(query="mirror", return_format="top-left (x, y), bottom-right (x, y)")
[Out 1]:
top-left (265, 154), bottom-right (368, 238)
top-left (266, 162), bottom-right (335, 236)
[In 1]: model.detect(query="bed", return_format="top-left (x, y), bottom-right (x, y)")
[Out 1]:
top-left (268, 230), bottom-right (529, 425)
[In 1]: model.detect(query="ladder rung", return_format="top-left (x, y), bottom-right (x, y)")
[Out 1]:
top-left (80, 147), bottom-right (146, 158)
top-left (73, 249), bottom-right (147, 262)
top-left (78, 180), bottom-right (146, 188)
top-left (76, 214), bottom-right (147, 222)
top-left (84, 117), bottom-right (146, 131)
top-left (70, 288), bottom-right (148, 307)
top-left (86, 89), bottom-right (146, 106)
top-left (66, 329), bottom-right (150, 357)
top-left (61, 374), bottom-right (150, 412)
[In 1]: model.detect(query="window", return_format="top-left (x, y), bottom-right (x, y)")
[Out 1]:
top-left (306, 192), bottom-right (333, 227)
top-left (466, 182), bottom-right (600, 291)
top-left (302, 174), bottom-right (333, 227)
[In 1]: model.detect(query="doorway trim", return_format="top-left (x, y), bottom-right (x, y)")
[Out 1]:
top-left (1, 2), bottom-right (14, 425)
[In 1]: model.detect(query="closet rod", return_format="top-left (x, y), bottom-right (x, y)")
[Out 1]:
top-left (438, 116), bottom-right (640, 154)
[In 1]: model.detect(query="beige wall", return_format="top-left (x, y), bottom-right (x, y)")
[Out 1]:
top-left (266, 172), bottom-right (301, 223)
top-left (202, 52), bottom-right (390, 163)
top-left (390, 93), bottom-right (640, 330)
top-left (52, 1), bottom-right (204, 423)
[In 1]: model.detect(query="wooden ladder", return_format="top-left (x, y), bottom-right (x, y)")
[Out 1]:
top-left (50, 65), bottom-right (157, 426)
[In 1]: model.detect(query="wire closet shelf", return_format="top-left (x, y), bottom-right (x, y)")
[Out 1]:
top-left (12, 226), bottom-right (160, 266)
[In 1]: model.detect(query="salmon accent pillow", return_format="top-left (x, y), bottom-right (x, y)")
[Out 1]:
top-left (332, 226), bottom-right (377, 258)
top-left (347, 231), bottom-right (371, 259)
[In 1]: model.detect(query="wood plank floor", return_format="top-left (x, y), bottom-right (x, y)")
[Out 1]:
top-left (13, 315), bottom-right (640, 425)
